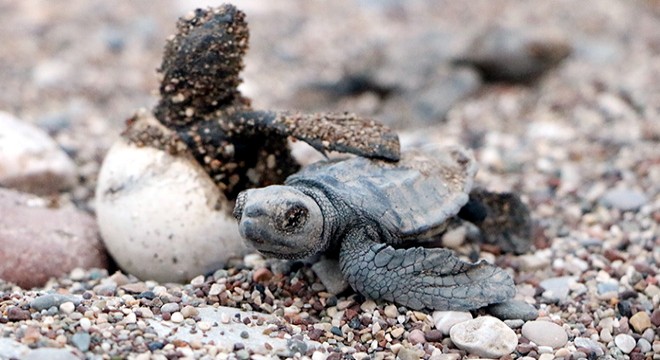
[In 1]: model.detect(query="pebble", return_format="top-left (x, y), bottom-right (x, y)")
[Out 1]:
top-left (487, 299), bottom-right (538, 320)
top-left (30, 294), bottom-right (81, 311)
top-left (160, 302), bottom-right (180, 314)
top-left (432, 311), bottom-right (473, 335)
top-left (181, 305), bottom-right (199, 318)
top-left (396, 347), bottom-right (423, 360)
top-left (170, 312), bottom-right (184, 323)
top-left (521, 320), bottom-right (568, 348)
top-left (0, 338), bottom-right (30, 359)
top-left (539, 276), bottom-right (576, 301)
top-left (408, 329), bottom-right (426, 345)
top-left (384, 304), bottom-right (398, 319)
top-left (6, 306), bottom-right (30, 321)
top-left (0, 189), bottom-right (108, 288)
top-left (252, 268), bottom-right (273, 282)
top-left (636, 338), bottom-right (652, 354)
top-left (424, 329), bottom-right (443, 342)
top-left (59, 302), bottom-right (76, 314)
top-left (0, 111), bottom-right (77, 195)
top-left (390, 327), bottom-right (405, 338)
top-left (628, 311), bottom-right (651, 333)
top-left (600, 188), bottom-right (648, 211)
top-left (71, 332), bottom-right (91, 352)
top-left (79, 317), bottom-right (92, 331)
top-left (449, 316), bottom-right (518, 358)
top-left (517, 253), bottom-right (551, 271)
top-left (573, 337), bottom-right (604, 356)
top-left (614, 334), bottom-right (636, 354)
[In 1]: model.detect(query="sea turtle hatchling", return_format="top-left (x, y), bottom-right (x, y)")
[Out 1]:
top-left (233, 146), bottom-right (531, 311)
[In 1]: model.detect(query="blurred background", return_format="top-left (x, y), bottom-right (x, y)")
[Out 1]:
top-left (1, 0), bottom-right (659, 204)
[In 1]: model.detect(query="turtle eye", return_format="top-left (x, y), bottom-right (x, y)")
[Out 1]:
top-left (277, 205), bottom-right (308, 233)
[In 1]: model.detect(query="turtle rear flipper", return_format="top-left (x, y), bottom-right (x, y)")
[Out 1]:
top-left (462, 189), bottom-right (532, 254)
top-left (339, 227), bottom-right (515, 311)
top-left (231, 110), bottom-right (400, 161)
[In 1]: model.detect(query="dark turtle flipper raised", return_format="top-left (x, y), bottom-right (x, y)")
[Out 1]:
top-left (465, 189), bottom-right (533, 254)
top-left (230, 110), bottom-right (401, 161)
top-left (339, 227), bottom-right (515, 311)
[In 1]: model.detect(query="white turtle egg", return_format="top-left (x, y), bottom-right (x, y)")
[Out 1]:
top-left (95, 114), bottom-right (247, 283)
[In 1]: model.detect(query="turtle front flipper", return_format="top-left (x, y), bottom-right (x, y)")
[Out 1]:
top-left (339, 227), bottom-right (515, 311)
top-left (461, 189), bottom-right (533, 254)
top-left (230, 110), bottom-right (400, 161)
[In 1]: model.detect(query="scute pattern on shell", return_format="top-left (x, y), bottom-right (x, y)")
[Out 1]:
top-left (287, 145), bottom-right (477, 239)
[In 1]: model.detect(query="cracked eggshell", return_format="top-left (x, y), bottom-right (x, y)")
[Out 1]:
top-left (95, 117), bottom-right (247, 283)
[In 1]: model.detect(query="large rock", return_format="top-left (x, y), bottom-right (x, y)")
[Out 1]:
top-left (0, 188), bottom-right (108, 288)
top-left (95, 114), bottom-right (248, 283)
top-left (0, 111), bottom-right (77, 195)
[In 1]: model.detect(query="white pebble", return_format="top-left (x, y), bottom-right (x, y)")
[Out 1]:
top-left (79, 317), bottom-right (92, 331)
top-left (59, 302), bottom-right (75, 314)
top-left (449, 316), bottom-right (518, 358)
top-left (614, 334), bottom-right (635, 354)
top-left (170, 312), bottom-right (184, 323)
top-left (433, 310), bottom-right (473, 335)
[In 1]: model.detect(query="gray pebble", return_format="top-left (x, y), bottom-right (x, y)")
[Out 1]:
top-left (487, 299), bottom-right (538, 321)
top-left (30, 294), bottom-right (80, 311)
top-left (597, 281), bottom-right (618, 295)
top-left (160, 302), bottom-right (180, 313)
top-left (521, 320), bottom-right (568, 348)
top-left (504, 319), bottom-right (525, 329)
top-left (539, 276), bottom-right (576, 301)
top-left (637, 338), bottom-right (652, 354)
top-left (573, 337), bottom-right (604, 356)
top-left (71, 332), bottom-right (91, 352)
top-left (600, 188), bottom-right (648, 211)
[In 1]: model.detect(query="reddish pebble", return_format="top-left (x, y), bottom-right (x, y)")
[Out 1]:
top-left (7, 306), bottom-right (30, 321)
top-left (252, 268), bottom-right (273, 282)
top-left (408, 329), bottom-right (426, 345)
top-left (651, 309), bottom-right (660, 327)
top-left (424, 329), bottom-right (443, 342)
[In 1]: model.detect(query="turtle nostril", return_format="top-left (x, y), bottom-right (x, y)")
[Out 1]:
top-left (239, 219), bottom-right (264, 244)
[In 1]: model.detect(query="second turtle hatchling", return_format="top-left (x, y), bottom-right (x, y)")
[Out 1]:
top-left (233, 146), bottom-right (531, 311)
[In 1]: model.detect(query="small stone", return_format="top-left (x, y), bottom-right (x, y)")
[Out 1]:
top-left (6, 306), bottom-right (30, 321)
top-left (160, 302), bottom-right (180, 314)
top-left (504, 319), bottom-right (525, 329)
top-left (600, 188), bottom-right (648, 211)
top-left (252, 268), bottom-right (273, 282)
top-left (397, 347), bottom-right (422, 360)
top-left (539, 276), bottom-right (576, 301)
top-left (120, 282), bottom-right (149, 294)
top-left (384, 304), bottom-right (398, 319)
top-left (521, 320), bottom-right (568, 348)
top-left (0, 112), bottom-right (77, 195)
top-left (1, 189), bottom-right (108, 288)
top-left (197, 321), bottom-right (212, 331)
top-left (360, 300), bottom-right (377, 312)
top-left (573, 337), bottom-right (603, 356)
top-left (517, 254), bottom-right (551, 271)
top-left (433, 311), bottom-right (473, 335)
top-left (30, 294), bottom-right (80, 311)
top-left (59, 302), bottom-right (75, 314)
top-left (71, 332), bottom-right (91, 352)
top-left (599, 328), bottom-right (613, 342)
top-left (408, 329), bottom-right (426, 345)
top-left (170, 312), bottom-right (184, 323)
top-left (390, 327), bottom-right (405, 338)
top-left (190, 275), bottom-right (205, 286)
top-left (311, 259), bottom-right (349, 295)
top-left (79, 317), bottom-right (92, 331)
top-left (180, 305), bottom-right (199, 318)
top-left (240, 330), bottom-right (249, 339)
top-left (487, 300), bottom-right (538, 320)
top-left (614, 334), bottom-right (635, 354)
top-left (22, 348), bottom-right (79, 360)
top-left (538, 354), bottom-right (554, 360)
top-left (636, 338), bottom-right (652, 354)
top-left (629, 311), bottom-right (651, 333)
top-left (449, 316), bottom-right (518, 358)
top-left (424, 329), bottom-right (443, 342)
top-left (209, 283), bottom-right (225, 296)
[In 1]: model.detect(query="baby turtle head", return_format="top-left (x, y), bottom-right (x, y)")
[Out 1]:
top-left (233, 186), bottom-right (324, 259)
